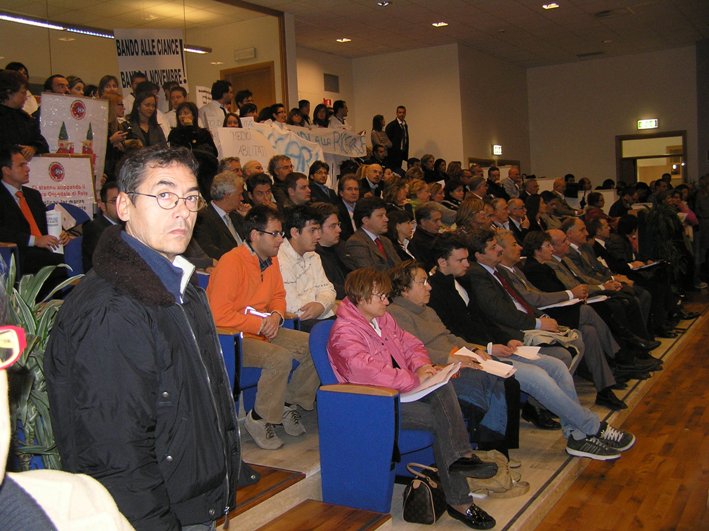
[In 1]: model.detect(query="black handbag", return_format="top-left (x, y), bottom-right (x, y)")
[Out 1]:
top-left (402, 463), bottom-right (447, 524)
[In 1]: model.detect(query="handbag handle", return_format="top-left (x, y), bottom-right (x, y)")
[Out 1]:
top-left (406, 462), bottom-right (439, 479)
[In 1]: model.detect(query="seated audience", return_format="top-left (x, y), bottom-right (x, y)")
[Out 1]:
top-left (427, 234), bottom-right (636, 460)
top-left (358, 163), bottom-right (384, 198)
top-left (518, 178), bottom-right (539, 203)
top-left (278, 205), bottom-right (337, 331)
top-left (327, 268), bottom-right (497, 529)
top-left (245, 172), bottom-right (276, 209)
top-left (486, 166), bottom-right (508, 200)
top-left (501, 166), bottom-right (522, 199)
top-left (507, 198), bottom-right (529, 245)
top-left (408, 202), bottom-right (443, 270)
top-left (387, 260), bottom-right (516, 452)
top-left (336, 174), bottom-right (359, 241)
top-left (442, 178), bottom-right (465, 211)
top-left (208, 206), bottom-right (319, 450)
top-left (283, 172), bottom-right (312, 208)
top-left (268, 155), bottom-right (293, 205)
top-left (385, 208), bottom-right (416, 261)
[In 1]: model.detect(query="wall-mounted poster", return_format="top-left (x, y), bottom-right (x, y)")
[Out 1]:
top-left (39, 94), bottom-right (108, 192)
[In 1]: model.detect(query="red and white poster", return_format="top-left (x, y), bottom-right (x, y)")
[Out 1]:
top-left (39, 93), bottom-right (108, 191)
top-left (26, 156), bottom-right (95, 217)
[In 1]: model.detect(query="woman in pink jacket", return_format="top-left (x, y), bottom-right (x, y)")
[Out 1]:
top-left (327, 268), bottom-right (496, 530)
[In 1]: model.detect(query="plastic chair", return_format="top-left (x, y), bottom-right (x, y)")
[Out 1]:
top-left (309, 320), bottom-right (434, 513)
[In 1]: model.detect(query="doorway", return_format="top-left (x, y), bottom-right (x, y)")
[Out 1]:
top-left (222, 62), bottom-right (276, 113)
top-left (615, 131), bottom-right (687, 187)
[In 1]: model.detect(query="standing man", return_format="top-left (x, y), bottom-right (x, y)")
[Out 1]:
top-left (121, 72), bottom-right (147, 117)
top-left (45, 146), bottom-right (240, 529)
top-left (208, 206), bottom-right (319, 450)
top-left (82, 181), bottom-right (120, 271)
top-left (199, 80), bottom-right (233, 133)
top-left (328, 100), bottom-right (349, 129)
top-left (385, 105), bottom-right (409, 172)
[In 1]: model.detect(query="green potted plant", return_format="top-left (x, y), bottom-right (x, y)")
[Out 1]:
top-left (2, 256), bottom-right (82, 470)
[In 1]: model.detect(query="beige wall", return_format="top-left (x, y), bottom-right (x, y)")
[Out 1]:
top-left (295, 47), bottom-right (354, 120)
top-left (458, 44), bottom-right (530, 169)
top-left (351, 43), bottom-right (464, 163)
top-left (528, 46), bottom-right (698, 185)
top-left (186, 15), bottom-right (283, 101)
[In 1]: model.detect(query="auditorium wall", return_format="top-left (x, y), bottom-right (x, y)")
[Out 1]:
top-left (527, 46), bottom-right (698, 184)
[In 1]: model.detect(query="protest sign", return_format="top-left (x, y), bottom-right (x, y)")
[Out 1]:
top-left (286, 125), bottom-right (366, 158)
top-left (228, 122), bottom-right (325, 173)
top-left (216, 128), bottom-right (276, 171)
top-left (195, 85), bottom-right (212, 109)
top-left (114, 28), bottom-right (188, 92)
top-left (27, 155), bottom-right (95, 217)
top-left (39, 93), bottom-right (108, 191)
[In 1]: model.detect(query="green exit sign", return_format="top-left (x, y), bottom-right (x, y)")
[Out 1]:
top-left (637, 119), bottom-right (658, 130)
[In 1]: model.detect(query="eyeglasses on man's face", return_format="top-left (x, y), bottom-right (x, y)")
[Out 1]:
top-left (256, 228), bottom-right (285, 239)
top-left (129, 191), bottom-right (206, 212)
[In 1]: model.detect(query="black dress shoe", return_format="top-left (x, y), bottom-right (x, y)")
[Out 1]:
top-left (612, 380), bottom-right (628, 390)
top-left (675, 310), bottom-right (700, 320)
top-left (656, 327), bottom-right (679, 339)
top-left (449, 456), bottom-right (498, 478)
top-left (623, 333), bottom-right (661, 351)
top-left (521, 403), bottom-right (561, 430)
top-left (595, 388), bottom-right (628, 410)
top-left (447, 504), bottom-right (496, 530)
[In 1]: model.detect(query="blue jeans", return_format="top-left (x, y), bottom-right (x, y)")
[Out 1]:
top-left (451, 368), bottom-right (508, 436)
top-left (510, 354), bottom-right (600, 441)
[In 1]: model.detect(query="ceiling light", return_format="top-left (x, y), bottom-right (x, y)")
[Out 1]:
top-left (336, 37), bottom-right (351, 43)
top-left (143, 14), bottom-right (158, 21)
top-left (377, 1), bottom-right (391, 6)
top-left (58, 36), bottom-right (75, 42)
top-left (432, 22), bottom-right (448, 28)
top-left (210, 61), bottom-right (223, 65)
top-left (542, 3), bottom-right (560, 9)
top-left (66, 26), bottom-right (114, 39)
top-left (601, 39), bottom-right (613, 44)
top-left (0, 13), bottom-right (65, 31)
top-left (184, 45), bottom-right (212, 54)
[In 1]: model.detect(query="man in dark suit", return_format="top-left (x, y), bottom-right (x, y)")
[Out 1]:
top-left (336, 174), bottom-right (359, 242)
top-left (408, 202), bottom-right (442, 271)
top-left (0, 145), bottom-right (64, 277)
top-left (358, 163), bottom-right (383, 198)
top-left (507, 199), bottom-right (529, 245)
top-left (341, 197), bottom-right (401, 271)
top-left (192, 171), bottom-right (246, 261)
top-left (486, 166), bottom-right (509, 200)
top-left (82, 181), bottom-right (120, 271)
top-left (308, 161), bottom-right (338, 205)
top-left (384, 105), bottom-right (408, 171)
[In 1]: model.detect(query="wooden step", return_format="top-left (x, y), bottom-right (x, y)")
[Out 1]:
top-left (255, 499), bottom-right (391, 530)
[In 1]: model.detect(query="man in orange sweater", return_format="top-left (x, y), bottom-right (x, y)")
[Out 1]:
top-left (208, 205), bottom-right (319, 450)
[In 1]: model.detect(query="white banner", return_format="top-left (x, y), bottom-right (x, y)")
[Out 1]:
top-left (229, 122), bottom-right (325, 173)
top-left (114, 28), bottom-right (188, 93)
top-left (39, 93), bottom-right (108, 192)
top-left (26, 156), bottom-right (95, 217)
top-left (216, 128), bottom-right (276, 171)
top-left (286, 125), bottom-right (367, 158)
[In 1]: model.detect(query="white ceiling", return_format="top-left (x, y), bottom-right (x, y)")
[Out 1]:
top-left (1, 0), bottom-right (707, 67)
top-left (249, 0), bottom-right (709, 67)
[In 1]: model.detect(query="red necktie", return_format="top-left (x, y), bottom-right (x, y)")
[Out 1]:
top-left (16, 190), bottom-right (42, 237)
top-left (374, 237), bottom-right (385, 255)
top-left (494, 269), bottom-right (535, 316)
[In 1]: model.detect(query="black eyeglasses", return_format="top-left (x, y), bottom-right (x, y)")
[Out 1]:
top-left (256, 228), bottom-right (285, 238)
top-left (128, 191), bottom-right (206, 212)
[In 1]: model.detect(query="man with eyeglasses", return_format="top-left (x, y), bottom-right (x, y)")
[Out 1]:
top-left (208, 205), bottom-right (319, 451)
top-left (45, 146), bottom-right (241, 530)
top-left (82, 181), bottom-right (121, 271)
top-left (312, 202), bottom-right (348, 299)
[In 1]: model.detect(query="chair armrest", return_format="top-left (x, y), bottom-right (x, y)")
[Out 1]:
top-left (319, 384), bottom-right (398, 397)
top-left (216, 326), bottom-right (242, 335)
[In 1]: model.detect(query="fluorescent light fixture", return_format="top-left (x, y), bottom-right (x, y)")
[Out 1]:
top-left (432, 22), bottom-right (449, 27)
top-left (492, 144), bottom-right (503, 156)
top-left (0, 13), bottom-right (65, 31)
top-left (542, 3), bottom-right (560, 9)
top-left (1, 10), bottom-right (210, 53)
top-left (184, 45), bottom-right (212, 54)
top-left (66, 26), bottom-right (114, 39)
top-left (336, 37), bottom-right (352, 43)
top-left (637, 119), bottom-right (658, 130)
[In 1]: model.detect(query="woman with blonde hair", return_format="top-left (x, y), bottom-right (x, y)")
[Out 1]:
top-left (407, 179), bottom-right (431, 214)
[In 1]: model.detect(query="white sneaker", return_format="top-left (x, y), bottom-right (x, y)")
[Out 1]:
top-left (281, 405), bottom-right (306, 436)
top-left (245, 411), bottom-right (283, 450)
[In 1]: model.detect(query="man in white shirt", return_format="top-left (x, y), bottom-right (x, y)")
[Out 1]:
top-left (164, 86), bottom-right (187, 129)
top-left (198, 80), bottom-right (233, 133)
top-left (278, 205), bottom-right (336, 332)
top-left (328, 100), bottom-right (350, 130)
